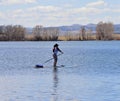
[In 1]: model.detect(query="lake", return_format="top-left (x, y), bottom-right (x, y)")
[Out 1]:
top-left (0, 41), bottom-right (120, 101)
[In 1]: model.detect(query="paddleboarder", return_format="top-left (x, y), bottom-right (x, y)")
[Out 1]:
top-left (53, 43), bottom-right (63, 68)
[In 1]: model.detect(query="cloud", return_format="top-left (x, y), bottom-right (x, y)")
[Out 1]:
top-left (25, 0), bottom-right (37, 3)
top-left (111, 9), bottom-right (120, 13)
top-left (0, 0), bottom-right (120, 27)
top-left (70, 7), bottom-right (101, 14)
top-left (0, 0), bottom-right (37, 5)
top-left (86, 0), bottom-right (107, 7)
top-left (28, 5), bottom-right (61, 12)
top-left (0, 12), bottom-right (5, 19)
top-left (67, 1), bottom-right (108, 15)
top-left (0, 5), bottom-right (110, 26)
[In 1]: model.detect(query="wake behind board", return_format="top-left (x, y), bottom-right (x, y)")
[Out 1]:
top-left (56, 65), bottom-right (65, 68)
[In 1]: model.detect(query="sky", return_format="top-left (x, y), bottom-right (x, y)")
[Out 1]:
top-left (0, 0), bottom-right (120, 27)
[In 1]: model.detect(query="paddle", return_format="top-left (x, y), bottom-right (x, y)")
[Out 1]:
top-left (44, 53), bottom-right (62, 63)
top-left (35, 53), bottom-right (63, 68)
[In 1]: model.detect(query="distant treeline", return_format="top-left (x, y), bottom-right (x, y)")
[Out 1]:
top-left (0, 25), bottom-right (59, 41)
top-left (0, 21), bottom-right (119, 41)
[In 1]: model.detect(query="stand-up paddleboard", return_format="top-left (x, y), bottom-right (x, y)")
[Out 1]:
top-left (35, 54), bottom-right (63, 69)
top-left (34, 64), bottom-right (65, 69)
top-left (34, 64), bottom-right (78, 69)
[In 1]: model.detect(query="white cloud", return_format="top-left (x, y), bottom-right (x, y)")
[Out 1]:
top-left (0, 0), bottom-right (120, 27)
top-left (86, 0), bottom-right (107, 7)
top-left (25, 0), bottom-right (36, 3)
top-left (66, 1), bottom-right (108, 15)
top-left (0, 0), bottom-right (37, 5)
top-left (0, 5), bottom-right (110, 26)
top-left (71, 7), bottom-right (102, 14)
top-left (111, 9), bottom-right (120, 13)
top-left (28, 5), bottom-right (61, 12)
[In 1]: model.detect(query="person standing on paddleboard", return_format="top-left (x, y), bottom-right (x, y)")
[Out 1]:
top-left (53, 43), bottom-right (63, 68)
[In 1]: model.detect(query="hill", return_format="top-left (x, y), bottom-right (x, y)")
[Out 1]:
top-left (26, 24), bottom-right (120, 34)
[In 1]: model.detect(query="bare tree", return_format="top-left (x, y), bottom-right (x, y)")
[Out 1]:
top-left (86, 29), bottom-right (93, 40)
top-left (33, 25), bottom-right (59, 41)
top-left (4, 25), bottom-right (13, 40)
top-left (64, 31), bottom-right (72, 41)
top-left (96, 22), bottom-right (114, 40)
top-left (0, 25), bottom-right (6, 40)
top-left (78, 26), bottom-right (86, 40)
top-left (78, 30), bottom-right (82, 40)
top-left (3, 25), bottom-right (25, 41)
top-left (46, 27), bottom-right (59, 41)
top-left (32, 25), bottom-right (43, 41)
top-left (0, 26), bottom-right (4, 34)
top-left (104, 22), bottom-right (113, 40)
top-left (13, 25), bottom-right (26, 41)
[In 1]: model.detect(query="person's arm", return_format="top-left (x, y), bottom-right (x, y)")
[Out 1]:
top-left (57, 47), bottom-right (63, 54)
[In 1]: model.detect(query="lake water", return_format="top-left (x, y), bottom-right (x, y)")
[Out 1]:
top-left (0, 41), bottom-right (120, 101)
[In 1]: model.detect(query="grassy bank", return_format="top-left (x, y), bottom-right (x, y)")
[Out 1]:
top-left (58, 34), bottom-right (120, 41)
top-left (25, 33), bottom-right (120, 41)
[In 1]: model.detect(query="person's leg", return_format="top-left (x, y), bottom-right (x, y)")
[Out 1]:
top-left (53, 54), bottom-right (57, 67)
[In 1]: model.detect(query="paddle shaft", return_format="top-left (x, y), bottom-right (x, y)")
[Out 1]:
top-left (44, 53), bottom-right (63, 64)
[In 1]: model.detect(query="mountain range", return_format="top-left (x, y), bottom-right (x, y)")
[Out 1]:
top-left (26, 24), bottom-right (120, 34)
top-left (58, 24), bottom-right (120, 34)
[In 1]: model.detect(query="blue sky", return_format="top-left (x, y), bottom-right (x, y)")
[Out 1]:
top-left (0, 0), bottom-right (120, 27)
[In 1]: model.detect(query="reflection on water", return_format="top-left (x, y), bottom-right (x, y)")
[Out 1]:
top-left (52, 69), bottom-right (59, 101)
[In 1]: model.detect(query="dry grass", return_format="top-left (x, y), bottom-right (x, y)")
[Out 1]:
top-left (58, 35), bottom-right (97, 41)
top-left (58, 36), bottom-right (67, 41)
top-left (59, 34), bottom-right (120, 41)
top-left (25, 33), bottom-right (120, 41)
top-left (25, 34), bottom-right (34, 41)
top-left (112, 34), bottom-right (120, 40)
